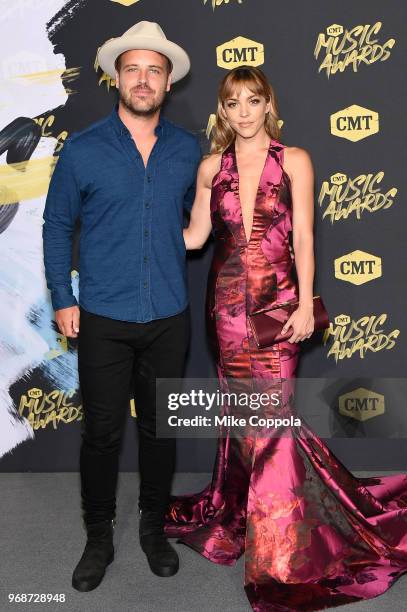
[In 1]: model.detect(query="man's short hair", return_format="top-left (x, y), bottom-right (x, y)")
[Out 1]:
top-left (114, 52), bottom-right (172, 74)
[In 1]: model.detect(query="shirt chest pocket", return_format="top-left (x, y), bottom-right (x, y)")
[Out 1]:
top-left (159, 159), bottom-right (196, 197)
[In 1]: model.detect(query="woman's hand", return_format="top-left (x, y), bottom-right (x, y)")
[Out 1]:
top-left (281, 304), bottom-right (314, 343)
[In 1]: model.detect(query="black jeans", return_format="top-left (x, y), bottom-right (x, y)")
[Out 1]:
top-left (77, 306), bottom-right (190, 525)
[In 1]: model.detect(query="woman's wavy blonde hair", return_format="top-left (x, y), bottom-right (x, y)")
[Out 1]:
top-left (210, 66), bottom-right (281, 155)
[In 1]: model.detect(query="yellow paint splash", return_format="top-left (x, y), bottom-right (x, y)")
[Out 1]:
top-left (14, 66), bottom-right (80, 86)
top-left (0, 156), bottom-right (56, 205)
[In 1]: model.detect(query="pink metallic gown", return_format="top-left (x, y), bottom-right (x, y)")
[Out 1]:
top-left (163, 139), bottom-right (407, 611)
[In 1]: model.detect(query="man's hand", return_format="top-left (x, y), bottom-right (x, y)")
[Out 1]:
top-left (55, 305), bottom-right (80, 338)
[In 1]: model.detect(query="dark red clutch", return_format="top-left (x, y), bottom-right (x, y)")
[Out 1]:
top-left (248, 295), bottom-right (330, 348)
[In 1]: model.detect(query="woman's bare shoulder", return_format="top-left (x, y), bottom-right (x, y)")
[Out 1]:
top-left (283, 146), bottom-right (314, 181)
top-left (198, 153), bottom-right (222, 187)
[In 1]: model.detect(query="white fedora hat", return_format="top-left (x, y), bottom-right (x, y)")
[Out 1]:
top-left (97, 20), bottom-right (190, 83)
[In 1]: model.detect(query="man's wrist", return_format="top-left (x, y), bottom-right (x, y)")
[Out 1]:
top-left (50, 286), bottom-right (78, 311)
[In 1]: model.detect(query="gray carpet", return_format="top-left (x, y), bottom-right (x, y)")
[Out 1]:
top-left (0, 472), bottom-right (406, 612)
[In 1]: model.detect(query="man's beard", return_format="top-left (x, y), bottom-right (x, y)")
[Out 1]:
top-left (120, 87), bottom-right (165, 117)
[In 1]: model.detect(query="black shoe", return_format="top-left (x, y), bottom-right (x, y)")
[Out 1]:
top-left (139, 509), bottom-right (179, 577)
top-left (72, 519), bottom-right (115, 592)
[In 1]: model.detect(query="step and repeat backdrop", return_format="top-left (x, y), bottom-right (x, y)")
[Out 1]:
top-left (0, 0), bottom-right (406, 472)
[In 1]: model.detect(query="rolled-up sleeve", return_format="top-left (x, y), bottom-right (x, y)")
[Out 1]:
top-left (42, 139), bottom-right (81, 311)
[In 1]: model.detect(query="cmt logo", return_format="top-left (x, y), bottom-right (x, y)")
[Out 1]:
top-left (338, 387), bottom-right (384, 422)
top-left (334, 250), bottom-right (382, 285)
top-left (216, 36), bottom-right (264, 69)
top-left (330, 172), bottom-right (347, 185)
top-left (334, 314), bottom-right (351, 326)
top-left (1, 51), bottom-right (48, 81)
top-left (27, 387), bottom-right (43, 399)
top-left (330, 104), bottom-right (379, 142)
top-left (326, 24), bottom-right (344, 37)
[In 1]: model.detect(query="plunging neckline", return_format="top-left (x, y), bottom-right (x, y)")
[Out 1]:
top-left (232, 139), bottom-right (272, 244)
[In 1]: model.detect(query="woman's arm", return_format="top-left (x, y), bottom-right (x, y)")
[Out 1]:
top-left (288, 147), bottom-right (315, 308)
top-left (183, 154), bottom-right (220, 250)
top-left (281, 147), bottom-right (315, 342)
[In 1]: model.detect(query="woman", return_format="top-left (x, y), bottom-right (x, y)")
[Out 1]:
top-left (164, 66), bottom-right (407, 611)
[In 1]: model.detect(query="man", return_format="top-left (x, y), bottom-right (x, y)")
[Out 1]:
top-left (42, 21), bottom-right (201, 591)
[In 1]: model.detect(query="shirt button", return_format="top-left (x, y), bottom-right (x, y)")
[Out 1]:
top-left (145, 202), bottom-right (151, 209)
top-left (143, 281), bottom-right (148, 289)
top-left (143, 256), bottom-right (148, 263)
top-left (144, 230), bottom-right (149, 237)
top-left (147, 176), bottom-right (152, 183)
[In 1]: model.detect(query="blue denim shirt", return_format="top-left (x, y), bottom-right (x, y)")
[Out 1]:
top-left (42, 104), bottom-right (201, 322)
